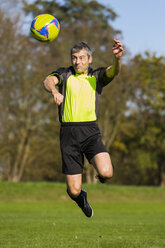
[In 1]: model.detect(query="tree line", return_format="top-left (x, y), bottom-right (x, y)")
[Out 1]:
top-left (0, 0), bottom-right (165, 185)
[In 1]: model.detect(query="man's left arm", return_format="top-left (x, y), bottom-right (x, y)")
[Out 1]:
top-left (105, 39), bottom-right (123, 79)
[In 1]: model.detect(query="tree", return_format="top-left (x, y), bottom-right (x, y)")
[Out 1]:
top-left (0, 9), bottom-right (61, 181)
top-left (111, 53), bottom-right (165, 186)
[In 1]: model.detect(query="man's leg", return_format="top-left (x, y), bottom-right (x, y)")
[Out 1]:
top-left (91, 152), bottom-right (114, 183)
top-left (66, 174), bottom-right (82, 198)
top-left (66, 174), bottom-right (93, 217)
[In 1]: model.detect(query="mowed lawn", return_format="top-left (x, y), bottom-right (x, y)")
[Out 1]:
top-left (0, 182), bottom-right (165, 248)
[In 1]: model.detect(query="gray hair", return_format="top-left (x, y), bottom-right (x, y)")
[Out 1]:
top-left (71, 42), bottom-right (92, 57)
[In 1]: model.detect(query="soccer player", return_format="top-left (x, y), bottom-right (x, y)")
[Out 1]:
top-left (43, 40), bottom-right (123, 217)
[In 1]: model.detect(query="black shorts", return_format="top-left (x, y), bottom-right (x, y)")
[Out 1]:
top-left (60, 121), bottom-right (108, 175)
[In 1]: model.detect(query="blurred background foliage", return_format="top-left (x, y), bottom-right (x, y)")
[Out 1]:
top-left (0, 0), bottom-right (165, 185)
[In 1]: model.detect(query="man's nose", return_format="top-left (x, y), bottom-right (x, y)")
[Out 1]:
top-left (76, 57), bottom-right (81, 63)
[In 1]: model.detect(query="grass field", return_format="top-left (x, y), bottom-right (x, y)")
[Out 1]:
top-left (0, 182), bottom-right (165, 248)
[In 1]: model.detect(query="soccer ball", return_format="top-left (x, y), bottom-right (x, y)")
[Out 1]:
top-left (30, 14), bottom-right (60, 42)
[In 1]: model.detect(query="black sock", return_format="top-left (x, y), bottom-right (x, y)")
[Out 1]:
top-left (67, 189), bottom-right (84, 207)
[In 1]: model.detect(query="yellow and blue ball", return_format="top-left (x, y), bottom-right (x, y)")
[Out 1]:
top-left (30, 14), bottom-right (60, 42)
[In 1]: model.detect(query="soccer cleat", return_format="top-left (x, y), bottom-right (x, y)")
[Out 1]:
top-left (67, 189), bottom-right (93, 218)
top-left (78, 190), bottom-right (93, 218)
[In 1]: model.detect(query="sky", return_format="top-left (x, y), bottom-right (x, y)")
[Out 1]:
top-left (98, 0), bottom-right (165, 57)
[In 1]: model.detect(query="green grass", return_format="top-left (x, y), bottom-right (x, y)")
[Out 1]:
top-left (0, 182), bottom-right (165, 248)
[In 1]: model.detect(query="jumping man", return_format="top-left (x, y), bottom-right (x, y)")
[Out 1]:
top-left (43, 40), bottom-right (123, 217)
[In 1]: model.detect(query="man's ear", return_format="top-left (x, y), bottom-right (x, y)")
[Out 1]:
top-left (89, 56), bottom-right (92, 64)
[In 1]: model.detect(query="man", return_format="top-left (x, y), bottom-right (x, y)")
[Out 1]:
top-left (43, 40), bottom-right (123, 217)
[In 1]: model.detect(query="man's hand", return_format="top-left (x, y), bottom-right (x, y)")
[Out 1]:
top-left (52, 90), bottom-right (64, 106)
top-left (112, 39), bottom-right (123, 59)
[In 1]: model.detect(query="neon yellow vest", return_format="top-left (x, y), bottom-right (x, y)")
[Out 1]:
top-left (62, 74), bottom-right (97, 122)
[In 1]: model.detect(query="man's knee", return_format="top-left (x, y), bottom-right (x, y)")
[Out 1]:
top-left (66, 174), bottom-right (82, 198)
top-left (67, 185), bottom-right (81, 198)
top-left (100, 165), bottom-right (114, 179)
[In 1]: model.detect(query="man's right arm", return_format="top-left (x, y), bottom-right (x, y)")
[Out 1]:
top-left (43, 76), bottom-right (64, 106)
